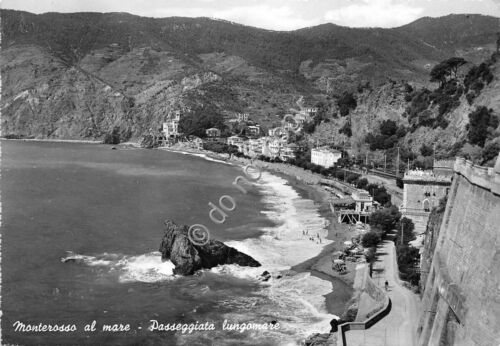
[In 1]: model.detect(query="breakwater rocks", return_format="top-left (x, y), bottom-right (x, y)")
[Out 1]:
top-left (159, 220), bottom-right (261, 275)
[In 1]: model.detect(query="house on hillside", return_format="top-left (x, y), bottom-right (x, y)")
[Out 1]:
top-left (281, 143), bottom-right (297, 161)
top-left (268, 138), bottom-right (284, 158)
top-left (205, 127), bottom-right (221, 140)
top-left (302, 107), bottom-right (318, 116)
top-left (236, 113), bottom-right (249, 122)
top-left (227, 135), bottom-right (244, 147)
top-left (268, 127), bottom-right (285, 137)
top-left (191, 137), bottom-right (204, 150)
top-left (246, 125), bottom-right (261, 137)
top-left (248, 138), bottom-right (262, 157)
top-left (162, 110), bottom-right (182, 144)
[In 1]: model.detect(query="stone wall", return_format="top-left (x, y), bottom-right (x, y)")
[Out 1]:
top-left (417, 156), bottom-right (500, 346)
top-left (353, 264), bottom-right (388, 322)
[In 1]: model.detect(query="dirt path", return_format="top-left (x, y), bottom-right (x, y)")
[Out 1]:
top-left (342, 240), bottom-right (420, 346)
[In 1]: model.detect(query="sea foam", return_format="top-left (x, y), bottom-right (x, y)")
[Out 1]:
top-left (61, 251), bottom-right (175, 283)
top-left (208, 171), bottom-right (338, 345)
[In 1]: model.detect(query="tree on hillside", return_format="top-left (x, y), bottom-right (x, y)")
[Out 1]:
top-left (430, 57), bottom-right (467, 86)
top-left (339, 122), bottom-right (352, 137)
top-left (420, 144), bottom-right (433, 157)
top-left (179, 106), bottom-right (225, 138)
top-left (467, 106), bottom-right (499, 147)
top-left (379, 119), bottom-right (398, 136)
top-left (337, 92), bottom-right (357, 117)
top-left (481, 141), bottom-right (500, 165)
top-left (103, 126), bottom-right (121, 144)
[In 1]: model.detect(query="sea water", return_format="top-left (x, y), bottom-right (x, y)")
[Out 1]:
top-left (1, 141), bottom-right (341, 346)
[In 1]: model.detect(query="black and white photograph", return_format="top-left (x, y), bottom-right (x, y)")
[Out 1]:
top-left (1, 1), bottom-right (499, 345)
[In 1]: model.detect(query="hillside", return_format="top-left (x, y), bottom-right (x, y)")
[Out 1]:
top-left (309, 53), bottom-right (500, 167)
top-left (1, 10), bottom-right (499, 145)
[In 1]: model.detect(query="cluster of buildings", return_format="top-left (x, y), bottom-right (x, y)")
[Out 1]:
top-left (226, 135), bottom-right (298, 161)
top-left (160, 108), bottom-right (333, 163)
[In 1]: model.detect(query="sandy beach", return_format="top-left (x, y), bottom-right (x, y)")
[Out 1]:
top-left (272, 171), bottom-right (358, 316)
top-left (159, 144), bottom-right (358, 317)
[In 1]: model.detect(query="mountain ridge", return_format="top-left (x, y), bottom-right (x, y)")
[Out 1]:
top-left (1, 10), bottom-right (499, 151)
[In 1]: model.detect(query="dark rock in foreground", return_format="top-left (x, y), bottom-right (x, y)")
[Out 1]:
top-left (159, 220), bottom-right (261, 275)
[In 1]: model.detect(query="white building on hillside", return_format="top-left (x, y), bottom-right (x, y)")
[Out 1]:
top-left (206, 128), bottom-right (221, 138)
top-left (268, 138), bottom-right (285, 158)
top-left (281, 143), bottom-right (297, 161)
top-left (163, 110), bottom-right (181, 140)
top-left (268, 127), bottom-right (286, 137)
top-left (248, 139), bottom-right (262, 157)
top-left (227, 135), bottom-right (244, 147)
top-left (302, 107), bottom-right (318, 116)
top-left (311, 147), bottom-right (342, 168)
top-left (246, 125), bottom-right (261, 137)
top-left (237, 113), bottom-right (249, 122)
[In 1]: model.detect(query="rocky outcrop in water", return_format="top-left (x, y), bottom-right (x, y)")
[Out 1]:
top-left (159, 220), bottom-right (261, 275)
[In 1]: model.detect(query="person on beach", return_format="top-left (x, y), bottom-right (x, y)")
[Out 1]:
top-left (385, 280), bottom-right (389, 291)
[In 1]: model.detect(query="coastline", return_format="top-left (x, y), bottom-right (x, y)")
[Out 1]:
top-left (17, 139), bottom-right (357, 319)
top-left (159, 144), bottom-right (357, 317)
top-left (1, 137), bottom-right (104, 144)
top-left (263, 168), bottom-right (357, 316)
top-left (7, 139), bottom-right (358, 343)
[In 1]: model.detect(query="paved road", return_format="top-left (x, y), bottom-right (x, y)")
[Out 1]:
top-left (342, 240), bottom-right (420, 346)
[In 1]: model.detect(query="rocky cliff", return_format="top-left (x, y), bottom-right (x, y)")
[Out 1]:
top-left (311, 56), bottom-right (500, 162)
top-left (159, 220), bottom-right (261, 275)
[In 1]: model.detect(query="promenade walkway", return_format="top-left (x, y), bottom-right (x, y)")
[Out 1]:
top-left (342, 240), bottom-right (420, 346)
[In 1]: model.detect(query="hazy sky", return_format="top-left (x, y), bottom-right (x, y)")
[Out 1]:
top-left (3, 0), bottom-right (500, 30)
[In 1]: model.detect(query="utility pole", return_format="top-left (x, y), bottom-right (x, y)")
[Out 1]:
top-left (396, 147), bottom-right (400, 178)
top-left (433, 143), bottom-right (436, 168)
top-left (401, 221), bottom-right (404, 246)
top-left (366, 151), bottom-right (368, 166)
top-left (384, 153), bottom-right (387, 172)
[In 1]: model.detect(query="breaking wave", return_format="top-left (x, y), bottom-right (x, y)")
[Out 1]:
top-left (61, 251), bottom-right (176, 283)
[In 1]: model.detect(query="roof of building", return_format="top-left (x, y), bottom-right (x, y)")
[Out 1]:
top-left (403, 169), bottom-right (452, 183)
top-left (312, 147), bottom-right (342, 154)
